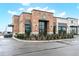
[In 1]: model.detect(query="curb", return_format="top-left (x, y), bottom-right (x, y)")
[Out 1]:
top-left (12, 37), bottom-right (55, 42)
top-left (12, 37), bottom-right (75, 43)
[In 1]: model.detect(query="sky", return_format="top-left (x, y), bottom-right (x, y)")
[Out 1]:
top-left (0, 3), bottom-right (79, 32)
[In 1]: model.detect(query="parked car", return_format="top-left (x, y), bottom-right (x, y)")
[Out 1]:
top-left (4, 32), bottom-right (12, 38)
top-left (0, 35), bottom-right (4, 38)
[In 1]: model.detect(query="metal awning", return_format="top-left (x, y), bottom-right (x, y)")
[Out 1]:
top-left (39, 19), bottom-right (49, 22)
top-left (8, 24), bottom-right (14, 27)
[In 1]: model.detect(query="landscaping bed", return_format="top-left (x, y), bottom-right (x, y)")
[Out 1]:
top-left (14, 33), bottom-right (74, 40)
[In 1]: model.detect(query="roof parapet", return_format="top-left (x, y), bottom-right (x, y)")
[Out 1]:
top-left (21, 12), bottom-right (32, 14)
top-left (54, 17), bottom-right (78, 20)
top-left (32, 9), bottom-right (53, 14)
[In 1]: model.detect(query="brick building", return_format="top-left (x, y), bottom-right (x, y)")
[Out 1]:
top-left (12, 15), bottom-right (19, 33)
top-left (12, 9), bottom-right (79, 35)
top-left (12, 9), bottom-right (56, 35)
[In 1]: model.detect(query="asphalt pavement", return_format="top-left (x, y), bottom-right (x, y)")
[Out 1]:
top-left (0, 35), bottom-right (79, 56)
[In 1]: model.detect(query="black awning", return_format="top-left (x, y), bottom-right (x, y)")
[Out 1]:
top-left (70, 26), bottom-right (79, 27)
top-left (39, 19), bottom-right (49, 22)
top-left (8, 24), bottom-right (14, 27)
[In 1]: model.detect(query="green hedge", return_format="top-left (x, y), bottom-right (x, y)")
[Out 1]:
top-left (14, 33), bottom-right (25, 39)
top-left (14, 33), bottom-right (74, 40)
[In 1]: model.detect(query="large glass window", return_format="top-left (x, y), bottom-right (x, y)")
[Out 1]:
top-left (71, 20), bottom-right (73, 24)
top-left (25, 20), bottom-right (31, 33)
top-left (39, 21), bottom-right (47, 33)
top-left (39, 21), bottom-right (45, 32)
top-left (58, 23), bottom-right (67, 34)
top-left (53, 26), bottom-right (56, 34)
top-left (70, 26), bottom-right (78, 34)
top-left (58, 26), bottom-right (67, 34)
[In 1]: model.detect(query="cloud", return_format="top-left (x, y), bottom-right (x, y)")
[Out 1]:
top-left (8, 10), bottom-right (17, 15)
top-left (48, 10), bottom-right (55, 13)
top-left (25, 7), bottom-right (56, 13)
top-left (21, 3), bottom-right (31, 6)
top-left (8, 6), bottom-right (56, 16)
top-left (57, 12), bottom-right (66, 17)
top-left (18, 8), bottom-right (25, 11)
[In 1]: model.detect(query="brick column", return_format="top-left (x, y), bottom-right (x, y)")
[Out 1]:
top-left (31, 10), bottom-right (39, 35)
top-left (12, 15), bottom-right (19, 34)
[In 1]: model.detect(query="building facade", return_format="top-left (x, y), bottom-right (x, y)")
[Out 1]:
top-left (12, 15), bottom-right (19, 34)
top-left (67, 17), bottom-right (79, 34)
top-left (12, 9), bottom-right (79, 35)
top-left (12, 9), bottom-right (56, 35)
top-left (55, 17), bottom-right (79, 34)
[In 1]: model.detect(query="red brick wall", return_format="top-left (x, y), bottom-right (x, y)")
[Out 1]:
top-left (19, 13), bottom-right (31, 33)
top-left (31, 10), bottom-right (55, 33)
top-left (31, 10), bottom-right (39, 32)
top-left (12, 15), bottom-right (19, 33)
top-left (13, 10), bottom-right (56, 34)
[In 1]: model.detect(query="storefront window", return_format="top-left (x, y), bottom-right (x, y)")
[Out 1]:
top-left (39, 21), bottom-right (47, 33)
top-left (70, 26), bottom-right (77, 34)
top-left (39, 21), bottom-right (45, 32)
top-left (25, 20), bottom-right (31, 33)
top-left (71, 20), bottom-right (73, 24)
top-left (58, 23), bottom-right (67, 34)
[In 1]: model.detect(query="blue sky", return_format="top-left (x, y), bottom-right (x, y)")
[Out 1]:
top-left (0, 3), bottom-right (79, 32)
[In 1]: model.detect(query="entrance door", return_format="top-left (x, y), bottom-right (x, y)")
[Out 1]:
top-left (39, 20), bottom-right (47, 34)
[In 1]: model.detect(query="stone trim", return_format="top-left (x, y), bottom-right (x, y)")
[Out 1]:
top-left (47, 32), bottom-right (53, 34)
top-left (31, 32), bottom-right (39, 35)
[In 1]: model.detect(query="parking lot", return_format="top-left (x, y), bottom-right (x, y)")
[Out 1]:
top-left (0, 35), bottom-right (79, 56)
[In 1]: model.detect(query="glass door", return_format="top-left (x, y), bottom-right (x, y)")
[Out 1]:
top-left (39, 21), bottom-right (47, 34)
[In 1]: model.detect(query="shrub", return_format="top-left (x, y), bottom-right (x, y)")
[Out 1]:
top-left (15, 33), bottom-right (74, 40)
top-left (30, 34), bottom-right (35, 40)
top-left (15, 33), bottom-right (25, 39)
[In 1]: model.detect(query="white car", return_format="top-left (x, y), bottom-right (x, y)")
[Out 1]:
top-left (0, 35), bottom-right (4, 38)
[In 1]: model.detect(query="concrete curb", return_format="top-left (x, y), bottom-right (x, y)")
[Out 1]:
top-left (12, 37), bottom-right (56, 42)
top-left (12, 37), bottom-right (75, 43)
